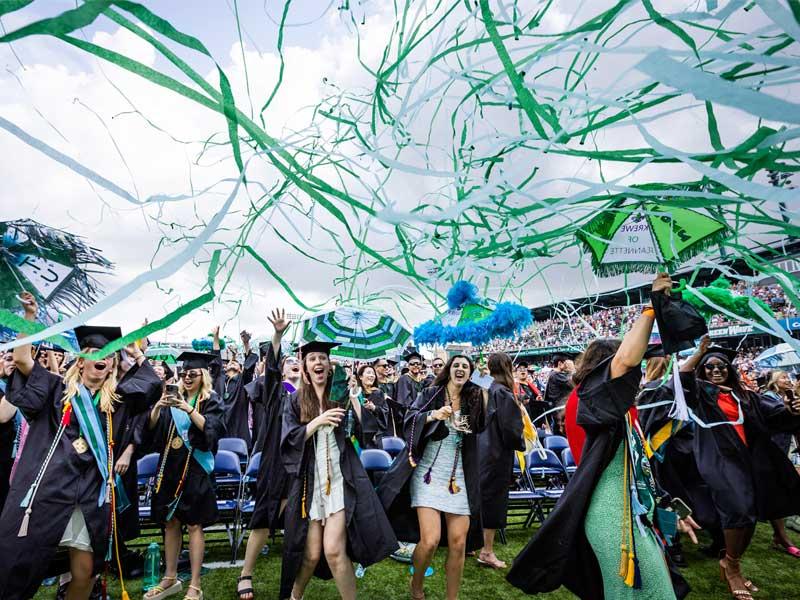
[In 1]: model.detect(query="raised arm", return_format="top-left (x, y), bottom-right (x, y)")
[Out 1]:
top-left (610, 273), bottom-right (670, 379)
top-left (12, 292), bottom-right (37, 377)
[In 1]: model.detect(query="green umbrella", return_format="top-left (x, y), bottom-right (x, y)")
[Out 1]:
top-left (145, 344), bottom-right (179, 364)
top-left (576, 201), bottom-right (729, 277)
top-left (298, 306), bottom-right (411, 361)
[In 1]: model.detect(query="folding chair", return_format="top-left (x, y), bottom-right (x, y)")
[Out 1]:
top-left (136, 452), bottom-right (159, 523)
top-left (526, 448), bottom-right (568, 502)
top-left (213, 449), bottom-right (243, 558)
top-left (234, 451), bottom-right (262, 558)
top-left (360, 449), bottom-right (392, 486)
top-left (218, 437), bottom-right (249, 470)
top-left (381, 436), bottom-right (406, 458)
top-left (561, 447), bottom-right (577, 476)
top-left (543, 435), bottom-right (569, 459)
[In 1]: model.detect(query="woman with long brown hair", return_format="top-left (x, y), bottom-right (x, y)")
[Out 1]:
top-left (280, 341), bottom-right (397, 600)
top-left (146, 352), bottom-right (226, 600)
top-left (508, 274), bottom-right (694, 600)
top-left (377, 354), bottom-right (489, 600)
top-left (0, 293), bottom-right (156, 600)
top-left (478, 352), bottom-right (525, 569)
top-left (354, 364), bottom-right (391, 449)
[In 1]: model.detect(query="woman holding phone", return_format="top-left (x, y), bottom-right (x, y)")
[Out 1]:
top-left (145, 352), bottom-right (226, 600)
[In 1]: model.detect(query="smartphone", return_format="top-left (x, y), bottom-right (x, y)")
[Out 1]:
top-left (165, 384), bottom-right (180, 404)
top-left (669, 497), bottom-right (692, 520)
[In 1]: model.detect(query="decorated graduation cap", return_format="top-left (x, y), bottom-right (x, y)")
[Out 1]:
top-left (74, 325), bottom-right (122, 350)
top-left (651, 289), bottom-right (708, 355)
top-left (258, 340), bottom-right (271, 359)
top-left (177, 351), bottom-right (217, 370)
top-left (298, 340), bottom-right (340, 359)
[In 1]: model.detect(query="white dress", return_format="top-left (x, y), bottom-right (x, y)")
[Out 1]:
top-left (308, 424), bottom-right (345, 522)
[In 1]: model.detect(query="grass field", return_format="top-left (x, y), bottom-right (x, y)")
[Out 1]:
top-left (33, 521), bottom-right (800, 599)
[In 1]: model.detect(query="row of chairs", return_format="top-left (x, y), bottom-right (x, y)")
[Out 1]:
top-left (135, 436), bottom-right (409, 560)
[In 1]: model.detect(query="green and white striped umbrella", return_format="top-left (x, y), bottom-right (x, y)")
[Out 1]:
top-left (298, 306), bottom-right (411, 360)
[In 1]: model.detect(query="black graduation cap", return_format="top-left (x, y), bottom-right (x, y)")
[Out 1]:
top-left (386, 358), bottom-right (399, 366)
top-left (644, 344), bottom-right (665, 359)
top-left (258, 341), bottom-right (271, 359)
top-left (298, 340), bottom-right (340, 359)
top-left (551, 351), bottom-right (577, 366)
top-left (74, 325), bottom-right (123, 350)
top-left (700, 345), bottom-right (738, 364)
top-left (515, 360), bottom-right (530, 369)
top-left (177, 351), bottom-right (217, 370)
top-left (651, 290), bottom-right (708, 355)
top-left (403, 349), bottom-right (423, 362)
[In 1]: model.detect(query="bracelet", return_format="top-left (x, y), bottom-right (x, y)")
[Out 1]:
top-left (642, 306), bottom-right (655, 317)
top-left (188, 406), bottom-right (196, 415)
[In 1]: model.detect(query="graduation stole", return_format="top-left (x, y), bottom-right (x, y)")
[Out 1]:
top-left (516, 408), bottom-right (537, 473)
top-left (170, 400), bottom-right (214, 474)
top-left (71, 385), bottom-right (113, 506)
top-left (619, 411), bottom-right (659, 589)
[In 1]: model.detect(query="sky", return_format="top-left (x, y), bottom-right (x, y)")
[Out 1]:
top-left (0, 1), bottom-right (796, 347)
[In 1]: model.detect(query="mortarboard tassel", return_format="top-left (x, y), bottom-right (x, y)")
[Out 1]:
top-left (301, 474), bottom-right (308, 519)
top-left (633, 557), bottom-right (642, 589)
top-left (18, 507), bottom-right (31, 537)
top-left (624, 553), bottom-right (636, 587)
top-left (350, 435), bottom-right (361, 456)
top-left (448, 476), bottom-right (460, 494)
top-left (423, 467), bottom-right (433, 485)
top-left (618, 544), bottom-right (629, 578)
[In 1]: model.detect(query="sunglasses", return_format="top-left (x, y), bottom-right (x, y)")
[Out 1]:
top-left (704, 363), bottom-right (728, 372)
top-left (409, 361), bottom-right (422, 367)
top-left (376, 363), bottom-right (388, 368)
top-left (181, 371), bottom-right (202, 380)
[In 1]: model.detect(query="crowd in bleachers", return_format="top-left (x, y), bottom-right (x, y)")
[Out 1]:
top-left (478, 283), bottom-right (797, 355)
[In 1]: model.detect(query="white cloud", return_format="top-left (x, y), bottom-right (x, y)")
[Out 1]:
top-left (1, 0), bottom-right (796, 347)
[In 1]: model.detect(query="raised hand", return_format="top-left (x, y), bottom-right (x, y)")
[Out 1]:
top-left (652, 272), bottom-right (673, 295)
top-left (18, 291), bottom-right (38, 319)
top-left (268, 308), bottom-right (291, 337)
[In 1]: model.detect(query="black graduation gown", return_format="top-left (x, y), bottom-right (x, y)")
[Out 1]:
top-left (393, 374), bottom-right (426, 440)
top-left (0, 383), bottom-right (16, 510)
top-left (114, 362), bottom-right (163, 541)
top-left (223, 351), bottom-right (258, 449)
top-left (359, 389), bottom-right (390, 449)
top-left (480, 382), bottom-right (525, 530)
top-left (149, 390), bottom-right (226, 526)
top-left (543, 369), bottom-right (573, 407)
top-left (248, 346), bottom-right (290, 531)
top-left (637, 380), bottom-right (719, 532)
top-left (506, 358), bottom-right (689, 600)
top-left (683, 374), bottom-right (800, 528)
top-left (376, 384), bottom-right (486, 551)
top-left (280, 393), bottom-right (398, 600)
top-left (378, 380), bottom-right (401, 437)
top-left (0, 362), bottom-right (156, 600)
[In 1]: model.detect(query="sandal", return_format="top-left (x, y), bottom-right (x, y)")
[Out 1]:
top-left (772, 540), bottom-right (800, 558)
top-left (237, 575), bottom-right (254, 600)
top-left (719, 556), bottom-right (754, 600)
top-left (144, 577), bottom-right (182, 600)
top-left (183, 584), bottom-right (203, 600)
top-left (477, 552), bottom-right (507, 569)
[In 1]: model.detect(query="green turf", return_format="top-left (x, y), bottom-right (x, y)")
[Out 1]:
top-left (33, 522), bottom-right (800, 599)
